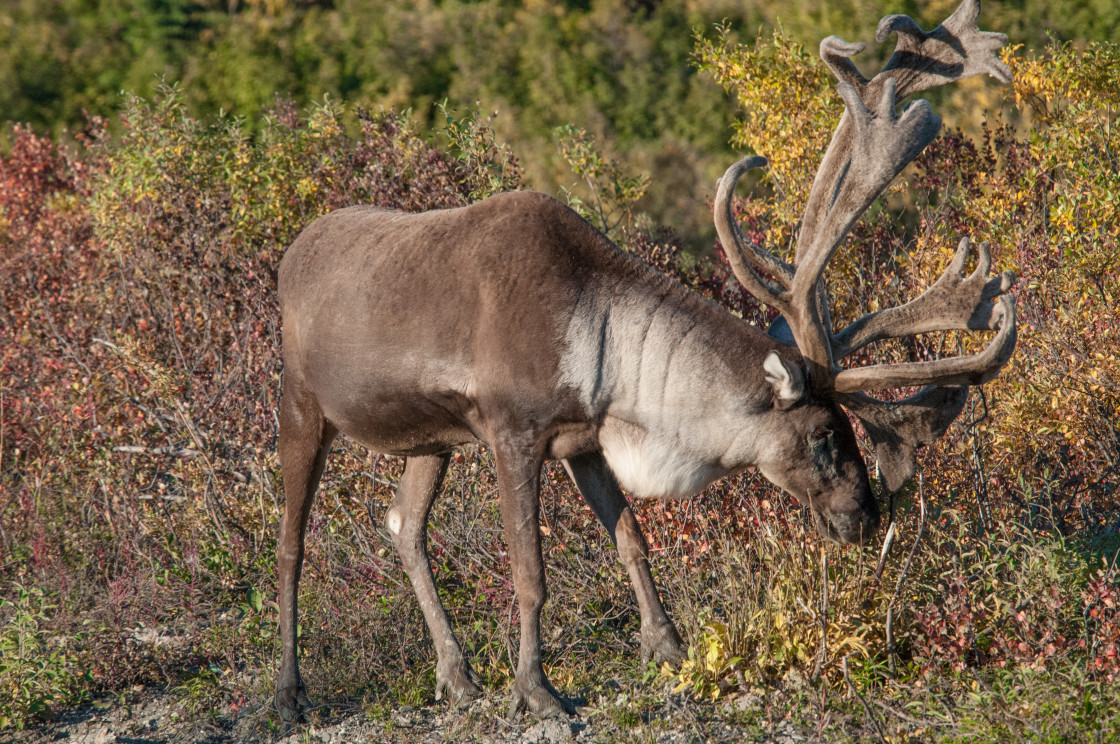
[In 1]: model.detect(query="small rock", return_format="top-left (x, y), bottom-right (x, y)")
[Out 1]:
top-left (521, 717), bottom-right (574, 743)
top-left (128, 627), bottom-right (184, 649)
top-left (721, 692), bottom-right (762, 715)
top-left (72, 726), bottom-right (116, 744)
top-left (310, 724), bottom-right (346, 742)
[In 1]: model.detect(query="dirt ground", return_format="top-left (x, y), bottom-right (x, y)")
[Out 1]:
top-left (3, 685), bottom-right (837, 744)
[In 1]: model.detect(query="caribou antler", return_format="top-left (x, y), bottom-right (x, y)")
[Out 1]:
top-left (804, 0), bottom-right (1010, 251)
top-left (714, 0), bottom-right (1018, 490)
top-left (834, 237), bottom-right (1015, 358)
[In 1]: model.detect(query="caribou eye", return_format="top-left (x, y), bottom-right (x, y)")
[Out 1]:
top-left (808, 426), bottom-right (837, 473)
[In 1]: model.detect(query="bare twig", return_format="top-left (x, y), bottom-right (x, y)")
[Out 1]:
top-left (813, 545), bottom-right (829, 678)
top-left (39, 295), bottom-right (92, 378)
top-left (887, 470), bottom-right (927, 675)
top-left (0, 394), bottom-right (6, 549)
top-left (112, 445), bottom-right (201, 457)
top-left (965, 390), bottom-right (991, 535)
top-left (970, 670), bottom-right (1040, 733)
top-left (872, 698), bottom-right (953, 728)
top-left (862, 474), bottom-right (898, 610)
top-left (91, 337), bottom-right (122, 354)
top-left (341, 499), bottom-right (376, 563)
top-left (842, 653), bottom-right (888, 744)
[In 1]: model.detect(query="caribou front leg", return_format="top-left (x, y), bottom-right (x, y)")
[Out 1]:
top-left (563, 452), bottom-right (686, 665)
top-left (386, 454), bottom-right (482, 705)
top-left (494, 439), bottom-right (573, 718)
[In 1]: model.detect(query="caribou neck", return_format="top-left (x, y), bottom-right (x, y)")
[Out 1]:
top-left (559, 275), bottom-right (780, 498)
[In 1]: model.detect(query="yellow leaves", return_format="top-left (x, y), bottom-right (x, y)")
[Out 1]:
top-left (696, 25), bottom-right (838, 233)
top-left (664, 620), bottom-right (745, 701)
top-left (830, 632), bottom-right (871, 658)
top-left (705, 622), bottom-right (728, 669)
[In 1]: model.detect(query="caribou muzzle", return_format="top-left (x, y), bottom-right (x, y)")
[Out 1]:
top-left (812, 497), bottom-right (881, 546)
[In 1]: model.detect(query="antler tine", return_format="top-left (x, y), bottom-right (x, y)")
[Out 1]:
top-left (783, 79), bottom-right (941, 387)
top-left (798, 0), bottom-right (1011, 280)
top-left (834, 237), bottom-right (1017, 358)
top-left (820, 36), bottom-right (869, 89)
top-left (877, 0), bottom-right (1012, 99)
top-left (713, 157), bottom-right (796, 314)
top-left (833, 295), bottom-right (1016, 394)
top-left (793, 80), bottom-right (940, 288)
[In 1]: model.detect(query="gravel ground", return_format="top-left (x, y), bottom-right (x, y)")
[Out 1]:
top-left (3, 686), bottom-right (830, 744)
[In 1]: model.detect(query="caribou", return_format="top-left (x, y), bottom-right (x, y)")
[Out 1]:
top-left (273, 0), bottom-right (1016, 721)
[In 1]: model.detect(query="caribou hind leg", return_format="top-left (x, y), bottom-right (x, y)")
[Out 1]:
top-left (275, 376), bottom-right (337, 723)
top-left (385, 454), bottom-right (482, 704)
top-left (562, 452), bottom-right (686, 665)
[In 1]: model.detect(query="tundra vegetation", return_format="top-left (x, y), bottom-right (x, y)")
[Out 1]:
top-left (1, 5), bottom-right (1119, 744)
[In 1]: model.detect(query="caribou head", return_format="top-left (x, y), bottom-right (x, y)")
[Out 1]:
top-left (713, 0), bottom-right (1016, 531)
top-left (273, 0), bottom-right (1016, 722)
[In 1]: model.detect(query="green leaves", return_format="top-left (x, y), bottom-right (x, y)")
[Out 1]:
top-left (246, 586), bottom-right (263, 615)
top-left (0, 586), bottom-right (85, 730)
top-left (439, 101), bottom-right (522, 202)
top-left (554, 123), bottom-right (649, 241)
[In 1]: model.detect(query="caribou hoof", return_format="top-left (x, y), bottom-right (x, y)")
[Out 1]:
top-left (435, 658), bottom-right (482, 706)
top-left (640, 622), bottom-right (687, 666)
top-left (273, 684), bottom-right (313, 724)
top-left (508, 678), bottom-right (574, 719)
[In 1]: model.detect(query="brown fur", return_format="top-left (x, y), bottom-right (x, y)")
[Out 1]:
top-left (273, 193), bottom-right (876, 721)
top-left (274, 0), bottom-right (1021, 721)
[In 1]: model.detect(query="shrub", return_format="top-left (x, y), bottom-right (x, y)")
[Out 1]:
top-left (0, 90), bottom-right (520, 729)
top-left (0, 586), bottom-right (87, 729)
top-left (669, 23), bottom-right (1120, 711)
top-left (2, 29), bottom-right (1119, 739)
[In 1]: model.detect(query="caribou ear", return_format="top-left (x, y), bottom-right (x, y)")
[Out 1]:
top-left (841, 386), bottom-right (970, 493)
top-left (764, 351), bottom-right (805, 406)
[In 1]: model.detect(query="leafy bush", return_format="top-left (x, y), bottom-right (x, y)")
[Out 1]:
top-left (0, 586), bottom-right (86, 729)
top-left (0, 90), bottom-right (519, 729)
top-left (663, 21), bottom-right (1120, 723)
top-left (554, 123), bottom-right (650, 241)
top-left (2, 23), bottom-right (1119, 741)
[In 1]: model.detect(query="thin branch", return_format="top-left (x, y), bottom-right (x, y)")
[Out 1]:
top-left (872, 698), bottom-right (953, 728)
top-left (964, 390), bottom-right (991, 535)
top-left (887, 470), bottom-right (926, 675)
top-left (862, 481), bottom-right (898, 610)
top-left (843, 653), bottom-right (889, 744)
top-left (112, 445), bottom-right (201, 457)
top-left (813, 545), bottom-right (830, 678)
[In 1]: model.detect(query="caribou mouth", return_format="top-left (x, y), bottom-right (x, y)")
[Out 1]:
top-left (812, 506), bottom-right (878, 546)
top-left (813, 508), bottom-right (846, 545)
